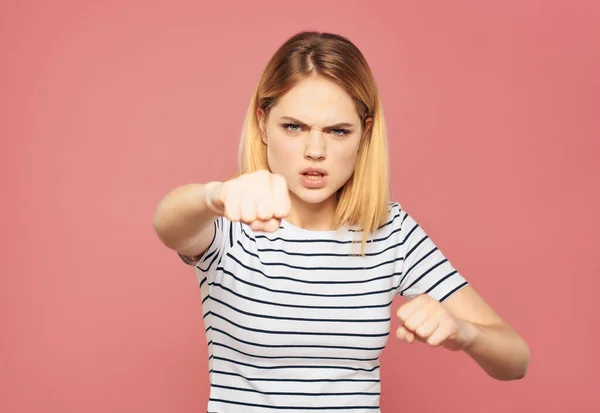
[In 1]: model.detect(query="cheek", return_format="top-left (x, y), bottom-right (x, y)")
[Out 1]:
top-left (269, 139), bottom-right (293, 157)
top-left (336, 139), bottom-right (361, 163)
top-left (266, 134), bottom-right (299, 170)
top-left (331, 139), bottom-right (361, 179)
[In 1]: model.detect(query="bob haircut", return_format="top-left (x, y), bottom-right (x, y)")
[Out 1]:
top-left (238, 31), bottom-right (390, 250)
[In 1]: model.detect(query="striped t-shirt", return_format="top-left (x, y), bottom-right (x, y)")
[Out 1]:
top-left (181, 202), bottom-right (468, 412)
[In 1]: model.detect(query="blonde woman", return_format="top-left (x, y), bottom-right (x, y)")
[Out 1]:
top-left (153, 31), bottom-right (530, 412)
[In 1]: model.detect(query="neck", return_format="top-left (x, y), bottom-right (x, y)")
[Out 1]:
top-left (286, 193), bottom-right (338, 231)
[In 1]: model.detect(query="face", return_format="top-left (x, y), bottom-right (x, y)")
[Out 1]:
top-left (258, 76), bottom-right (371, 208)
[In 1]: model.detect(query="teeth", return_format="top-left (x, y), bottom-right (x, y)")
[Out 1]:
top-left (304, 173), bottom-right (323, 181)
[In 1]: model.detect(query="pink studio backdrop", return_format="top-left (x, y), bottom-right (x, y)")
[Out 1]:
top-left (1, 0), bottom-right (599, 412)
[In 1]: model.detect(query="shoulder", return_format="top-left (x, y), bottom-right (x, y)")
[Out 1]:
top-left (380, 201), bottom-right (408, 231)
top-left (387, 201), bottom-right (403, 219)
top-left (355, 202), bottom-right (409, 245)
top-left (367, 201), bottom-right (422, 242)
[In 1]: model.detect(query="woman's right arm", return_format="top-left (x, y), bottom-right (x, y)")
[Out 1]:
top-left (152, 182), bottom-right (223, 258)
top-left (152, 171), bottom-right (291, 258)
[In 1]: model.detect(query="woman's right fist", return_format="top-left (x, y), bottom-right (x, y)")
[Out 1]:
top-left (205, 170), bottom-right (291, 232)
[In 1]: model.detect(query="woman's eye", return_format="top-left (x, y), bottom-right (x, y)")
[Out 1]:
top-left (330, 128), bottom-right (350, 136)
top-left (281, 123), bottom-right (350, 136)
top-left (283, 123), bottom-right (301, 133)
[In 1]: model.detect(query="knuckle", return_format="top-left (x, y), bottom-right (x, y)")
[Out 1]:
top-left (416, 325), bottom-right (429, 337)
top-left (427, 339), bottom-right (440, 347)
top-left (257, 210), bottom-right (272, 220)
top-left (404, 320), bottom-right (417, 331)
top-left (397, 310), bottom-right (409, 323)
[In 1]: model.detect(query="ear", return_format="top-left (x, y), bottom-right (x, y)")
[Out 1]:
top-left (257, 108), bottom-right (267, 144)
top-left (362, 116), bottom-right (373, 140)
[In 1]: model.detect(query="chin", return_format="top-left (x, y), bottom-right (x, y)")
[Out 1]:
top-left (291, 186), bottom-right (337, 205)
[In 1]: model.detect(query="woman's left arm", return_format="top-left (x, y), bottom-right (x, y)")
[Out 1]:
top-left (396, 286), bottom-right (530, 381)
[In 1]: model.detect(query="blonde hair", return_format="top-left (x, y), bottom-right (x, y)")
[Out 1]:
top-left (238, 31), bottom-right (390, 251)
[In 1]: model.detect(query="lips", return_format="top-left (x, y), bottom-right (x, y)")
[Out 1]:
top-left (300, 168), bottom-right (327, 177)
top-left (300, 168), bottom-right (328, 188)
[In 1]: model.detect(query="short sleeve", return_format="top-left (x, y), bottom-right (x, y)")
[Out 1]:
top-left (396, 207), bottom-right (469, 302)
top-left (178, 216), bottom-right (240, 274)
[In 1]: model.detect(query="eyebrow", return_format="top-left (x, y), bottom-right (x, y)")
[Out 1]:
top-left (278, 116), bottom-right (355, 129)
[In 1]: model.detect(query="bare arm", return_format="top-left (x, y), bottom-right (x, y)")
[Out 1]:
top-left (152, 171), bottom-right (291, 260)
top-left (152, 182), bottom-right (223, 258)
top-left (396, 286), bottom-right (530, 381)
top-left (442, 286), bottom-right (530, 380)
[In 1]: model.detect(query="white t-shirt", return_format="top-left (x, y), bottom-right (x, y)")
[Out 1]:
top-left (180, 202), bottom-right (468, 413)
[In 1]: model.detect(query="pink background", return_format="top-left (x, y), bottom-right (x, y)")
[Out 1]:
top-left (1, 0), bottom-right (599, 412)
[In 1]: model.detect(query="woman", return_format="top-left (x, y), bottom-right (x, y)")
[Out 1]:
top-left (153, 31), bottom-right (529, 412)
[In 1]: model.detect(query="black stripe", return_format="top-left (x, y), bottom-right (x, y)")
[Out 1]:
top-left (404, 231), bottom-right (428, 259)
top-left (209, 219), bottom-right (219, 245)
top-left (203, 246), bottom-right (218, 263)
top-left (218, 266), bottom-right (397, 298)
top-left (398, 245), bottom-right (438, 286)
top-left (211, 369), bottom-right (380, 383)
top-left (241, 229), bottom-right (407, 258)
top-left (213, 355), bottom-right (380, 372)
top-left (226, 250), bottom-right (402, 284)
top-left (210, 295), bottom-right (391, 323)
top-left (399, 258), bottom-right (448, 295)
top-left (208, 398), bottom-right (379, 410)
top-left (196, 245), bottom-right (218, 272)
top-left (211, 327), bottom-right (386, 351)
top-left (210, 383), bottom-right (379, 397)
top-left (255, 240), bottom-right (402, 257)
top-left (424, 270), bottom-right (457, 295)
top-left (209, 311), bottom-right (390, 337)
top-left (196, 247), bottom-right (222, 273)
top-left (212, 341), bottom-right (379, 362)
top-left (209, 281), bottom-right (394, 309)
top-left (348, 210), bottom-right (402, 233)
top-left (230, 240), bottom-right (405, 270)
top-left (250, 224), bottom-right (403, 245)
top-left (439, 281), bottom-right (469, 302)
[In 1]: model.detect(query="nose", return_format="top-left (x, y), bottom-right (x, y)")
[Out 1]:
top-left (304, 129), bottom-right (326, 160)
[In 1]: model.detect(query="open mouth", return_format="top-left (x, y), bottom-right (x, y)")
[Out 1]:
top-left (302, 171), bottom-right (325, 181)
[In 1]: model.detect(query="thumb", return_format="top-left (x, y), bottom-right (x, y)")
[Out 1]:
top-left (251, 218), bottom-right (281, 232)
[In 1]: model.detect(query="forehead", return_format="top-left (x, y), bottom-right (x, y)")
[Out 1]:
top-left (270, 76), bottom-right (359, 125)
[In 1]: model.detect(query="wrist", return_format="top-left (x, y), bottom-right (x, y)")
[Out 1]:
top-left (204, 181), bottom-right (224, 214)
top-left (458, 319), bottom-right (479, 352)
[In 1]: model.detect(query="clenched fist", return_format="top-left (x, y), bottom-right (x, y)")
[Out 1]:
top-left (205, 170), bottom-right (291, 232)
top-left (396, 294), bottom-right (475, 351)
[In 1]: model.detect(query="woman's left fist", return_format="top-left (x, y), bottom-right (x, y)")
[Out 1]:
top-left (396, 294), bottom-right (474, 351)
